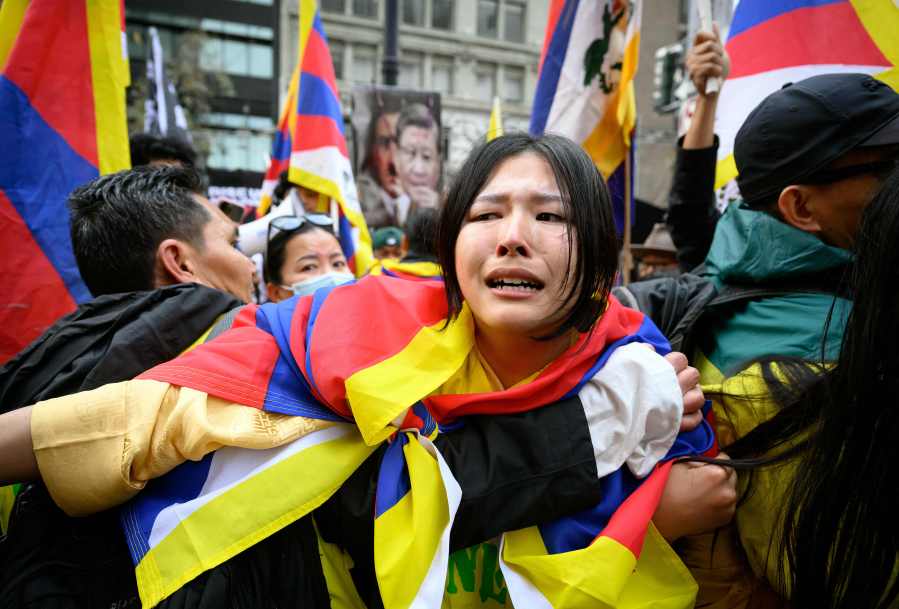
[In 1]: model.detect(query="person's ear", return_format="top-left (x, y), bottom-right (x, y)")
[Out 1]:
top-left (777, 186), bottom-right (822, 233)
top-left (155, 238), bottom-right (199, 286)
top-left (266, 282), bottom-right (292, 303)
top-left (401, 235), bottom-right (410, 254)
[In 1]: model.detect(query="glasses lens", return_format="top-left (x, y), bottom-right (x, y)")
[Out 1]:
top-left (271, 216), bottom-right (304, 232)
top-left (305, 213), bottom-right (334, 228)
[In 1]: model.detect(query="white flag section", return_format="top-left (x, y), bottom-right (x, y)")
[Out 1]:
top-left (713, 0), bottom-right (897, 190)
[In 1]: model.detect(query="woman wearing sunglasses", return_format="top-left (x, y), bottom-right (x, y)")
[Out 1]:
top-left (0, 134), bottom-right (728, 608)
top-left (264, 214), bottom-right (354, 303)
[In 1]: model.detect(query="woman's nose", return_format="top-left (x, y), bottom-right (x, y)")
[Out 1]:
top-left (495, 212), bottom-right (531, 257)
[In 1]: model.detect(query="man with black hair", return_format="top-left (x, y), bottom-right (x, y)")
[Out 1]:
top-left (69, 165), bottom-right (256, 300)
top-left (0, 167), bottom-right (714, 607)
top-left (619, 73), bottom-right (899, 606)
top-left (401, 207), bottom-right (438, 263)
top-left (129, 132), bottom-right (198, 167)
top-left (0, 164), bottom-right (255, 609)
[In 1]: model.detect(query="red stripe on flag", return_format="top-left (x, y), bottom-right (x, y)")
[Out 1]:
top-left (2, 1), bottom-right (98, 167)
top-left (307, 277), bottom-right (449, 413)
top-left (538, 0), bottom-right (568, 73)
top-left (138, 305), bottom-right (280, 408)
top-left (727, 2), bottom-right (890, 78)
top-left (293, 114), bottom-right (349, 157)
top-left (0, 190), bottom-right (76, 363)
top-left (597, 461), bottom-right (673, 556)
top-left (424, 298), bottom-right (646, 421)
top-left (301, 30), bottom-right (340, 101)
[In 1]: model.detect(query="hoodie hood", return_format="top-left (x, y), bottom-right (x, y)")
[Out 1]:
top-left (704, 202), bottom-right (852, 287)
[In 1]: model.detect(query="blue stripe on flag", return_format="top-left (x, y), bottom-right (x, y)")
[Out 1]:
top-left (375, 433), bottom-right (411, 518)
top-left (728, 0), bottom-right (843, 40)
top-left (337, 212), bottom-right (355, 261)
top-left (312, 10), bottom-right (328, 40)
top-left (539, 413), bottom-right (716, 553)
top-left (539, 465), bottom-right (640, 554)
top-left (0, 75), bottom-right (95, 303)
top-left (270, 128), bottom-right (291, 162)
top-left (529, 0), bottom-right (580, 135)
top-left (562, 316), bottom-right (671, 401)
top-left (257, 300), bottom-right (346, 421)
top-left (298, 72), bottom-right (344, 135)
top-left (302, 284), bottom-right (345, 400)
top-left (412, 402), bottom-right (436, 436)
top-left (120, 453), bottom-right (214, 564)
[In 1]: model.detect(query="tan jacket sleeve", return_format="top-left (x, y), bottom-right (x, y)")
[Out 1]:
top-left (31, 379), bottom-right (331, 516)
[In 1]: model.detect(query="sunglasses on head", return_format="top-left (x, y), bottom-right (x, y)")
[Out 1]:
top-left (802, 157), bottom-right (899, 186)
top-left (266, 213), bottom-right (336, 251)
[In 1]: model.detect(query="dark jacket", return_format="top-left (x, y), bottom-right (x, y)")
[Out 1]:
top-left (0, 284), bottom-right (241, 609)
top-left (0, 290), bottom-right (604, 608)
top-left (666, 137), bottom-right (721, 271)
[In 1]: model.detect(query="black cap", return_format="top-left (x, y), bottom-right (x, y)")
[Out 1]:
top-left (735, 73), bottom-right (899, 206)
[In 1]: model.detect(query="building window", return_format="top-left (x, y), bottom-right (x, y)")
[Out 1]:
top-left (503, 1), bottom-right (525, 43)
top-left (431, 55), bottom-right (453, 95)
top-left (403, 0), bottom-right (425, 26)
top-left (478, 0), bottom-right (525, 42)
top-left (477, 0), bottom-right (498, 37)
top-left (503, 65), bottom-right (524, 102)
top-left (248, 43), bottom-right (273, 78)
top-left (432, 0), bottom-right (453, 30)
top-left (201, 37), bottom-right (273, 79)
top-left (475, 61), bottom-right (496, 102)
top-left (352, 0), bottom-right (378, 18)
top-left (321, 0), bottom-right (346, 13)
top-left (350, 44), bottom-right (377, 84)
top-left (206, 129), bottom-right (273, 172)
top-left (399, 51), bottom-right (423, 89)
top-left (329, 39), bottom-right (345, 80)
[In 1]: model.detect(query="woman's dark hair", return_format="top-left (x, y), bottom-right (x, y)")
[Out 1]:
top-left (263, 222), bottom-right (335, 285)
top-left (720, 167), bottom-right (899, 609)
top-left (437, 132), bottom-right (618, 337)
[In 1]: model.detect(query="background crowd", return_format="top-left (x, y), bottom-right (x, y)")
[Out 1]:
top-left (1, 3), bottom-right (899, 609)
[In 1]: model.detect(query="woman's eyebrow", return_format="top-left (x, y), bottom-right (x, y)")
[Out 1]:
top-left (474, 192), bottom-right (563, 203)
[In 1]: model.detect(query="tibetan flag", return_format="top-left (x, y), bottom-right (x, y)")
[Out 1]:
top-left (287, 0), bottom-right (373, 275)
top-left (0, 0), bottom-right (130, 363)
top-left (531, 0), bottom-right (642, 234)
top-left (367, 258), bottom-right (443, 281)
top-left (257, 64), bottom-right (299, 217)
top-left (125, 275), bottom-right (713, 608)
top-left (487, 95), bottom-right (504, 141)
top-left (713, 0), bottom-right (899, 190)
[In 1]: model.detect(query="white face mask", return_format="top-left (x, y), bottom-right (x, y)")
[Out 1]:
top-left (283, 271), bottom-right (355, 298)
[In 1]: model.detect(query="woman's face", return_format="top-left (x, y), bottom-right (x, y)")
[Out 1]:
top-left (454, 152), bottom-right (577, 337)
top-left (268, 229), bottom-right (348, 302)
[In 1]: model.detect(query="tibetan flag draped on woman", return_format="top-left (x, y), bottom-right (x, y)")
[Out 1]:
top-left (530, 0), bottom-right (641, 234)
top-left (286, 0), bottom-right (373, 274)
top-left (0, 0), bottom-right (130, 362)
top-left (713, 0), bottom-right (899, 190)
top-left (122, 276), bottom-right (714, 608)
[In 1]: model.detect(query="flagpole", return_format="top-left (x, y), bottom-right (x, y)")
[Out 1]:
top-left (622, 143), bottom-right (634, 285)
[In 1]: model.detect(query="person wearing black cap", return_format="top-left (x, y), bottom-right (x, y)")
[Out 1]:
top-left (674, 73), bottom-right (899, 607)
